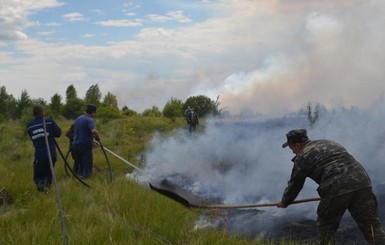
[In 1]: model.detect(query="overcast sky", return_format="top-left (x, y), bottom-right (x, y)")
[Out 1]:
top-left (1, 0), bottom-right (385, 115)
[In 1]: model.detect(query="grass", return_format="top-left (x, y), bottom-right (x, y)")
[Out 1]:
top-left (0, 117), bottom-right (310, 245)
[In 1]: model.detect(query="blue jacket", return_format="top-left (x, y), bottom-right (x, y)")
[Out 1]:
top-left (27, 116), bottom-right (61, 159)
top-left (72, 114), bottom-right (96, 146)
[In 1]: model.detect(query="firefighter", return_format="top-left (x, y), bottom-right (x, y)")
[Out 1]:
top-left (277, 129), bottom-right (385, 244)
top-left (184, 106), bottom-right (199, 133)
top-left (27, 106), bottom-right (61, 192)
top-left (71, 104), bottom-right (100, 179)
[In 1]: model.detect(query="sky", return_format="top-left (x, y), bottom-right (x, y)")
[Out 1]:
top-left (1, 0), bottom-right (385, 115)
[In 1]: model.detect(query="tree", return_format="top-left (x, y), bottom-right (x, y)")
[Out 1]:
top-left (162, 97), bottom-right (183, 122)
top-left (50, 93), bottom-right (62, 116)
top-left (65, 84), bottom-right (77, 103)
top-left (0, 86), bottom-right (9, 117)
top-left (85, 84), bottom-right (101, 106)
top-left (63, 85), bottom-right (84, 119)
top-left (32, 98), bottom-right (47, 105)
top-left (0, 86), bottom-right (16, 120)
top-left (98, 92), bottom-right (121, 119)
top-left (14, 90), bottom-right (33, 119)
top-left (98, 107), bottom-right (121, 119)
top-left (122, 106), bottom-right (138, 117)
top-left (63, 99), bottom-right (83, 119)
top-left (102, 92), bottom-right (118, 108)
top-left (184, 95), bottom-right (219, 118)
top-left (142, 105), bottom-right (162, 117)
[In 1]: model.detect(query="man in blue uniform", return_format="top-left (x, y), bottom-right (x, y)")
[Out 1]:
top-left (27, 106), bottom-right (61, 192)
top-left (278, 129), bottom-right (385, 244)
top-left (71, 104), bottom-right (100, 179)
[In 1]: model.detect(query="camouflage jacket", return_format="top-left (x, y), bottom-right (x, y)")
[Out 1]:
top-left (282, 140), bottom-right (372, 206)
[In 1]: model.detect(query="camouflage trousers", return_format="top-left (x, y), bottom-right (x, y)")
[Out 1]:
top-left (317, 187), bottom-right (385, 245)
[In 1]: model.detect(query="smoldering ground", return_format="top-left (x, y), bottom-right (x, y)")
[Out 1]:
top-left (132, 99), bottom-right (385, 244)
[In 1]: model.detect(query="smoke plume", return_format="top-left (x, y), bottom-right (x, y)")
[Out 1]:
top-left (133, 99), bottom-right (385, 242)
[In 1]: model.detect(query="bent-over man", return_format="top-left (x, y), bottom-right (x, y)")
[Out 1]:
top-left (277, 129), bottom-right (385, 244)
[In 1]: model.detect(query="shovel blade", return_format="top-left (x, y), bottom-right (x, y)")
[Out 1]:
top-left (149, 179), bottom-right (203, 208)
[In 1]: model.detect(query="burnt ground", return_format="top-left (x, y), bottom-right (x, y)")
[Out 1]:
top-left (151, 175), bottom-right (385, 244)
top-left (193, 184), bottom-right (385, 245)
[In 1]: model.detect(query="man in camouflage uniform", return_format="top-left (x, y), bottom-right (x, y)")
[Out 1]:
top-left (184, 106), bottom-right (199, 134)
top-left (277, 129), bottom-right (385, 244)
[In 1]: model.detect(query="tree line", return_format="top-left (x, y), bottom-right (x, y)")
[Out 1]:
top-left (0, 84), bottom-right (221, 122)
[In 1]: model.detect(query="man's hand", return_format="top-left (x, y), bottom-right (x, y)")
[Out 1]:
top-left (91, 129), bottom-right (100, 141)
top-left (277, 201), bottom-right (287, 208)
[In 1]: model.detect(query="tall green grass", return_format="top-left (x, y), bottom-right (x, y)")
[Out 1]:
top-left (0, 117), bottom-right (309, 245)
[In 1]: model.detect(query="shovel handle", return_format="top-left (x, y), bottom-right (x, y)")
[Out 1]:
top-left (192, 197), bottom-right (321, 209)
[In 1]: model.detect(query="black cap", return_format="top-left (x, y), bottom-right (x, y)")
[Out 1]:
top-left (282, 129), bottom-right (309, 148)
top-left (86, 104), bottom-right (97, 113)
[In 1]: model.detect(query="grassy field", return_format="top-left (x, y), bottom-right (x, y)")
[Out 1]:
top-left (0, 117), bottom-right (306, 245)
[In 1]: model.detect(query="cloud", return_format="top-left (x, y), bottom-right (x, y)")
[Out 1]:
top-left (125, 12), bottom-right (137, 17)
top-left (168, 10), bottom-right (192, 23)
top-left (146, 14), bottom-right (170, 23)
top-left (82, 33), bottom-right (95, 38)
top-left (95, 19), bottom-right (143, 27)
top-left (43, 22), bottom-right (62, 27)
top-left (1, 0), bottom-right (385, 115)
top-left (63, 12), bottom-right (86, 22)
top-left (147, 10), bottom-right (192, 23)
top-left (90, 9), bottom-right (104, 16)
top-left (37, 31), bottom-right (56, 36)
top-left (0, 0), bottom-right (63, 42)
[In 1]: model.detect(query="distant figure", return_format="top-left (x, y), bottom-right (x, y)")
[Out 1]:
top-left (277, 129), bottom-right (385, 244)
top-left (184, 107), bottom-right (199, 133)
top-left (27, 106), bottom-right (61, 192)
top-left (71, 104), bottom-right (100, 179)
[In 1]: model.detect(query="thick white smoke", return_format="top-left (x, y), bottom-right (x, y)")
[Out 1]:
top-left (207, 2), bottom-right (385, 116)
top-left (130, 98), bottom-right (385, 233)
top-left (135, 98), bottom-right (385, 211)
top-left (131, 99), bottom-right (385, 241)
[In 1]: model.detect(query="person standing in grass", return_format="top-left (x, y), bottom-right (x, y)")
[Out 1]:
top-left (184, 106), bottom-right (199, 134)
top-left (71, 104), bottom-right (100, 179)
top-left (27, 106), bottom-right (61, 192)
top-left (277, 128), bottom-right (385, 244)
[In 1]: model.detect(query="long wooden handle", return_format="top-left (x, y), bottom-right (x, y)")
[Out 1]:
top-left (191, 197), bottom-right (321, 209)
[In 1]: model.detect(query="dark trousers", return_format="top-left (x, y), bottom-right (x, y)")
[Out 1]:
top-left (72, 143), bottom-right (93, 178)
top-left (317, 188), bottom-right (385, 244)
top-left (188, 124), bottom-right (197, 133)
top-left (69, 146), bottom-right (79, 173)
top-left (33, 156), bottom-right (56, 189)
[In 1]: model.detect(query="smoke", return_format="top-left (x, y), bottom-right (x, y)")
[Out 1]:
top-left (132, 98), bottom-right (385, 241)
top-left (206, 1), bottom-right (385, 116)
top-left (117, 2), bottom-right (385, 242)
top-left (138, 98), bottom-right (385, 201)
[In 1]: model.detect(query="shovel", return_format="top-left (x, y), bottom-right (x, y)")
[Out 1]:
top-left (149, 179), bottom-right (320, 209)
